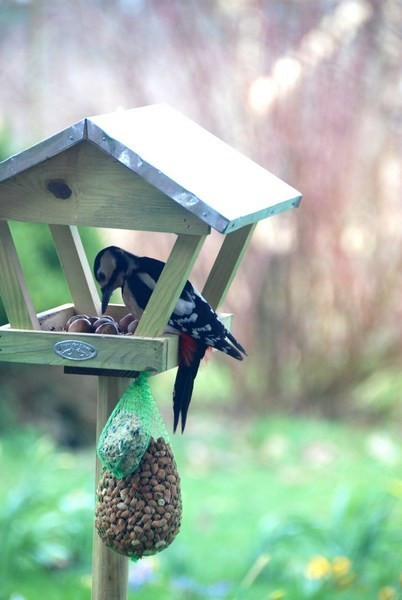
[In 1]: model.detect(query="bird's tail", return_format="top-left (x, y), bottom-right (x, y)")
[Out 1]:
top-left (173, 335), bottom-right (206, 433)
top-left (226, 330), bottom-right (247, 356)
top-left (213, 329), bottom-right (247, 361)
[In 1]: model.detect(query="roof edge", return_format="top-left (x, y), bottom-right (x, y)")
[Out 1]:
top-left (0, 119), bottom-right (87, 184)
top-left (222, 194), bottom-right (302, 234)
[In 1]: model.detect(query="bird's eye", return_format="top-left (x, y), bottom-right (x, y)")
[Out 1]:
top-left (97, 271), bottom-right (106, 282)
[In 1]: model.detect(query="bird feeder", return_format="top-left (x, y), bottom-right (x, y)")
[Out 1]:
top-left (0, 104), bottom-right (301, 599)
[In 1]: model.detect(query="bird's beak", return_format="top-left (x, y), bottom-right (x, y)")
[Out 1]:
top-left (100, 285), bottom-right (114, 314)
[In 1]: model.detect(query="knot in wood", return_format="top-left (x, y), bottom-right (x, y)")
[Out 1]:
top-left (47, 179), bottom-right (72, 199)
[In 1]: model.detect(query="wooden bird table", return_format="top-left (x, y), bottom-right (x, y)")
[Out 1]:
top-left (0, 104), bottom-right (301, 600)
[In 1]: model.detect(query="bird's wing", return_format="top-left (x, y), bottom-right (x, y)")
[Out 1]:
top-left (169, 282), bottom-right (245, 359)
top-left (123, 257), bottom-right (166, 311)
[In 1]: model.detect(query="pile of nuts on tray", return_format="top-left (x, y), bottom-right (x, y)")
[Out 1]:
top-left (95, 437), bottom-right (182, 558)
top-left (64, 313), bottom-right (138, 335)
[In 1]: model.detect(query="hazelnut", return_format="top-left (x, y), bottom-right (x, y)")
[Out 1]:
top-left (93, 317), bottom-right (117, 329)
top-left (65, 314), bottom-right (89, 330)
top-left (127, 319), bottom-right (139, 334)
top-left (95, 322), bottom-right (119, 335)
top-left (119, 313), bottom-right (136, 333)
top-left (68, 318), bottom-right (92, 333)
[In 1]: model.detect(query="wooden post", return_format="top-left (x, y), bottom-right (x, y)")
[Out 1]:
top-left (202, 223), bottom-right (256, 311)
top-left (92, 377), bottom-right (129, 600)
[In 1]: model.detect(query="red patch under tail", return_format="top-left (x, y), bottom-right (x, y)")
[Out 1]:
top-left (179, 332), bottom-right (199, 367)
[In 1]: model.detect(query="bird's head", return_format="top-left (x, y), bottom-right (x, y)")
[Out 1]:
top-left (94, 246), bottom-right (131, 313)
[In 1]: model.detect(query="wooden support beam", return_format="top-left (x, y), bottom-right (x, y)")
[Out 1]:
top-left (50, 224), bottom-right (101, 316)
top-left (202, 223), bottom-right (256, 311)
top-left (135, 233), bottom-right (207, 337)
top-left (0, 220), bottom-right (40, 329)
top-left (92, 376), bottom-right (128, 600)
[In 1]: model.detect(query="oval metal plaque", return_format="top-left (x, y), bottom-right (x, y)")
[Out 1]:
top-left (54, 340), bottom-right (97, 361)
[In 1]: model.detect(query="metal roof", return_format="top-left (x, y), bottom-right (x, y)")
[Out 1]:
top-left (0, 104), bottom-right (301, 233)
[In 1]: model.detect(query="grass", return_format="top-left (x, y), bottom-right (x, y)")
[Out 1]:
top-left (1, 413), bottom-right (401, 600)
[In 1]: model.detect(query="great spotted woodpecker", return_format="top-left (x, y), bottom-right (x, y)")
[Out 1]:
top-left (94, 246), bottom-right (246, 432)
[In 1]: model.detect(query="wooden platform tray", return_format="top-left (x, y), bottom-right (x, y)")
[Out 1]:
top-left (0, 303), bottom-right (233, 375)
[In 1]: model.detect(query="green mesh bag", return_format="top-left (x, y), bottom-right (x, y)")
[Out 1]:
top-left (97, 373), bottom-right (168, 478)
top-left (95, 378), bottom-right (182, 560)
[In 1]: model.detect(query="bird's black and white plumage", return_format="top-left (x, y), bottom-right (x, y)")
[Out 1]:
top-left (94, 246), bottom-right (246, 432)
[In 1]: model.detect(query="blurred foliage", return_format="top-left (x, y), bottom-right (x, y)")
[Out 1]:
top-left (0, 363), bottom-right (97, 446)
top-left (1, 416), bottom-right (401, 599)
top-left (0, 429), bottom-right (94, 599)
top-left (246, 492), bottom-right (401, 599)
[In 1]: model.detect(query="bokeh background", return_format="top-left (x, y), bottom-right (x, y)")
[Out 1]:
top-left (0, 1), bottom-right (401, 599)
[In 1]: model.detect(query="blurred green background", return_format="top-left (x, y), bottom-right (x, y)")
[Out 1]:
top-left (0, 1), bottom-right (401, 599)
